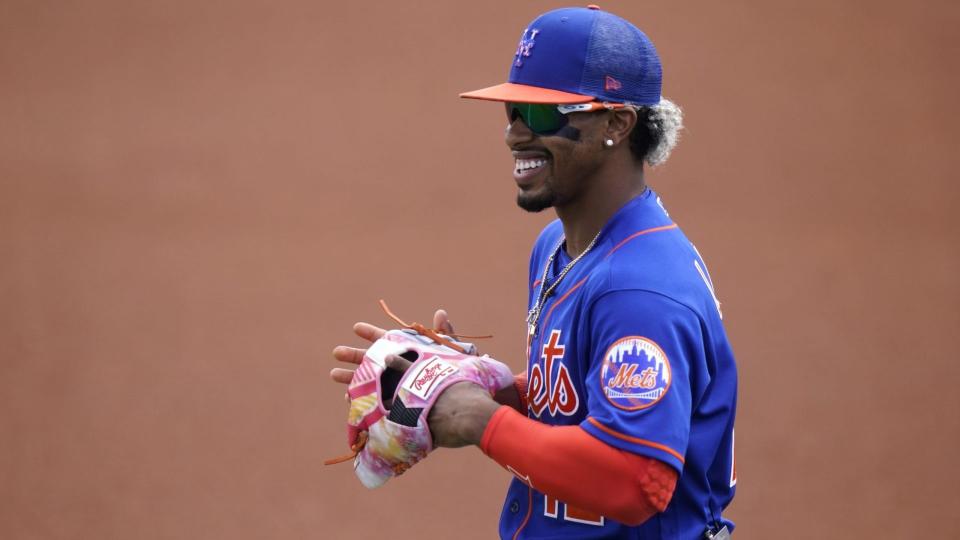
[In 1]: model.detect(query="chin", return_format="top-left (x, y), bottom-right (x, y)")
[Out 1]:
top-left (515, 180), bottom-right (559, 212)
top-left (516, 192), bottom-right (555, 213)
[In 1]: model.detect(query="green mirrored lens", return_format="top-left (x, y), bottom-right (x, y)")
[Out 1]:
top-left (506, 103), bottom-right (566, 135)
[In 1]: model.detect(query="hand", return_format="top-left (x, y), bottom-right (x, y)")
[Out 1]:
top-left (330, 310), bottom-right (499, 448)
top-left (330, 309), bottom-right (457, 388)
top-left (329, 321), bottom-right (410, 408)
top-left (330, 321), bottom-right (385, 386)
top-left (433, 309), bottom-right (523, 413)
top-left (427, 382), bottom-right (501, 448)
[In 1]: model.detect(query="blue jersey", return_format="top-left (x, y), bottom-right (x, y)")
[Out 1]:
top-left (499, 189), bottom-right (738, 539)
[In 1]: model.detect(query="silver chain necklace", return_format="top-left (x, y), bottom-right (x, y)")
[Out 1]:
top-left (526, 230), bottom-right (603, 337)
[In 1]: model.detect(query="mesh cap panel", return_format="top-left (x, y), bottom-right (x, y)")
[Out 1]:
top-left (580, 13), bottom-right (662, 105)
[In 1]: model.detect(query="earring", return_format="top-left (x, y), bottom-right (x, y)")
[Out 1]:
top-left (605, 139), bottom-right (614, 147)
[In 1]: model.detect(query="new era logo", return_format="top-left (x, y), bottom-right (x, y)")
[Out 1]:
top-left (604, 75), bottom-right (622, 91)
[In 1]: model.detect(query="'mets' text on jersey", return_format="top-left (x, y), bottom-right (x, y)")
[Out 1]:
top-left (500, 189), bottom-right (738, 539)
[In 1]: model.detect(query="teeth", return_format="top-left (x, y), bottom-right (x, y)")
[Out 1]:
top-left (516, 159), bottom-right (546, 171)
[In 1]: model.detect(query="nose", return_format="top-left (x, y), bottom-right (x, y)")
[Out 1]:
top-left (505, 115), bottom-right (535, 148)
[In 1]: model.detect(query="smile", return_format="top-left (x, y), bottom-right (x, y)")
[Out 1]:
top-left (517, 159), bottom-right (547, 171)
top-left (515, 158), bottom-right (547, 174)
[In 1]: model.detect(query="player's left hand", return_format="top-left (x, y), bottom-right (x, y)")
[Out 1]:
top-left (327, 324), bottom-right (514, 489)
top-left (329, 310), bottom-right (499, 447)
top-left (329, 309), bottom-right (456, 389)
top-left (330, 308), bottom-right (511, 443)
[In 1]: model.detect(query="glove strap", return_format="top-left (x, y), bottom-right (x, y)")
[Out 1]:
top-left (324, 431), bottom-right (369, 466)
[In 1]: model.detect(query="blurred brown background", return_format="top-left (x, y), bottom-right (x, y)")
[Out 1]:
top-left (1, 0), bottom-right (957, 538)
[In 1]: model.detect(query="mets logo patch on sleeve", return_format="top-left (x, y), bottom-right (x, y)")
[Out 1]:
top-left (600, 337), bottom-right (671, 410)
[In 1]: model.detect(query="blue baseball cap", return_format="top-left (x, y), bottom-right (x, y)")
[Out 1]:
top-left (460, 5), bottom-right (662, 105)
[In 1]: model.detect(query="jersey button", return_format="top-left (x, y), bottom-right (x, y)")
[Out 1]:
top-left (509, 500), bottom-right (520, 513)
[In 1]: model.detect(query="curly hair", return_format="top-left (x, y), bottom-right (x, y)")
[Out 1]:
top-left (628, 98), bottom-right (683, 167)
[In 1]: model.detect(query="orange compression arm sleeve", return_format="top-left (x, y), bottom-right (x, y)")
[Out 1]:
top-left (480, 406), bottom-right (678, 526)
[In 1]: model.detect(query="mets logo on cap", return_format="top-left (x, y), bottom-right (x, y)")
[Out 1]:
top-left (600, 337), bottom-right (671, 410)
top-left (514, 28), bottom-right (539, 67)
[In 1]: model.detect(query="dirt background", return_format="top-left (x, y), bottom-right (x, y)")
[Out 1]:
top-left (1, 1), bottom-right (957, 538)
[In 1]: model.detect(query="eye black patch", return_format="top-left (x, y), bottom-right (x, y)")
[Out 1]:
top-left (551, 125), bottom-right (581, 141)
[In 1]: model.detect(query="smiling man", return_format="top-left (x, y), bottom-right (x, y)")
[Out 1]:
top-left (332, 5), bottom-right (738, 539)
top-left (457, 6), bottom-right (738, 539)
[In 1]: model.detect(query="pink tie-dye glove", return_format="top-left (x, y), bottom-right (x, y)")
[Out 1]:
top-left (336, 329), bottom-right (514, 489)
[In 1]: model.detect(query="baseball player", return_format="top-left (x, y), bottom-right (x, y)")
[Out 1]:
top-left (331, 5), bottom-right (737, 539)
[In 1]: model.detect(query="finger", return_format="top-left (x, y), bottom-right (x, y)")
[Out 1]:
top-left (330, 367), bottom-right (356, 384)
top-left (353, 322), bottom-right (386, 342)
top-left (385, 353), bottom-right (414, 372)
top-left (433, 309), bottom-right (455, 335)
top-left (332, 345), bottom-right (366, 365)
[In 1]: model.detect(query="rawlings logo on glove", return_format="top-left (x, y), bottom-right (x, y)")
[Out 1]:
top-left (326, 302), bottom-right (514, 489)
top-left (407, 357), bottom-right (458, 397)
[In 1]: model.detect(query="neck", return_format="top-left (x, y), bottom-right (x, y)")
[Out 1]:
top-left (556, 163), bottom-right (646, 258)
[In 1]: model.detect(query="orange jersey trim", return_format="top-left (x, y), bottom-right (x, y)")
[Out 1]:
top-left (540, 276), bottom-right (588, 331)
top-left (531, 223), bottom-right (676, 290)
top-left (604, 224), bottom-right (678, 258)
top-left (586, 417), bottom-right (685, 464)
top-left (512, 486), bottom-right (534, 540)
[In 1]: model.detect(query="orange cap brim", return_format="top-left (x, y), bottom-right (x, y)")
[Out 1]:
top-left (459, 82), bottom-right (594, 104)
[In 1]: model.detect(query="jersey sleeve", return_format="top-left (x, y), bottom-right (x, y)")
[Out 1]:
top-left (579, 289), bottom-right (705, 473)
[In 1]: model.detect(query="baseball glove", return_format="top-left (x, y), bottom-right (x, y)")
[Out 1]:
top-left (326, 302), bottom-right (514, 489)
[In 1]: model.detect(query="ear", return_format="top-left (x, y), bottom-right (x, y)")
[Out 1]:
top-left (605, 108), bottom-right (638, 146)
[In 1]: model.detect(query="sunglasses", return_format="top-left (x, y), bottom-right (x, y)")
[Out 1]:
top-left (505, 102), bottom-right (628, 136)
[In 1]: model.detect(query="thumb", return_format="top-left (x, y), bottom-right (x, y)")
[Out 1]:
top-left (385, 353), bottom-right (414, 372)
top-left (433, 309), bottom-right (455, 335)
